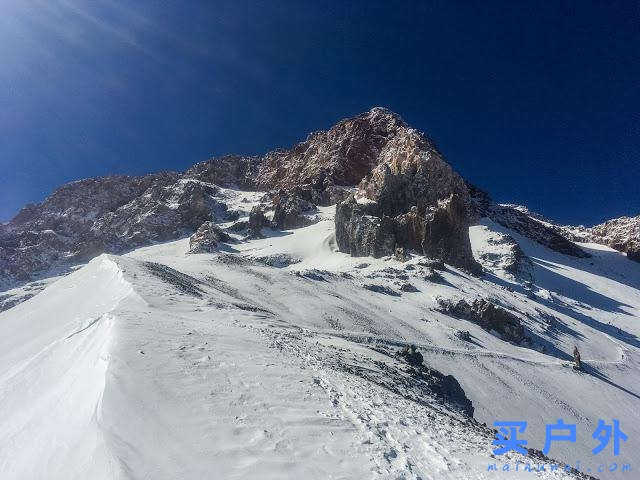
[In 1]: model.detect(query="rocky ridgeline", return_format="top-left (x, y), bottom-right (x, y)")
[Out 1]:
top-left (184, 107), bottom-right (408, 204)
top-left (591, 216), bottom-right (640, 261)
top-left (1, 107), bottom-right (636, 286)
top-left (466, 184), bottom-right (591, 259)
top-left (0, 175), bottom-right (231, 282)
top-left (468, 183), bottom-right (640, 262)
top-left (563, 216), bottom-right (640, 262)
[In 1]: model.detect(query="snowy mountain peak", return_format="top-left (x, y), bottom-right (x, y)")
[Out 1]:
top-left (1, 108), bottom-right (637, 289)
top-left (2, 110), bottom-right (640, 479)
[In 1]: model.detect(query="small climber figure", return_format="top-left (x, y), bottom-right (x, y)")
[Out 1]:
top-left (573, 345), bottom-right (582, 370)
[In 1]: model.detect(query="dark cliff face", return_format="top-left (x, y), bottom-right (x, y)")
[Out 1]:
top-left (335, 193), bottom-right (481, 274)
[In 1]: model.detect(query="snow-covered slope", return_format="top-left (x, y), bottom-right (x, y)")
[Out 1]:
top-left (2, 200), bottom-right (638, 479)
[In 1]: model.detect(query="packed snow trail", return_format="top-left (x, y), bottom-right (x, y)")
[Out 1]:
top-left (2, 205), bottom-right (640, 478)
top-left (0, 252), bottom-right (588, 479)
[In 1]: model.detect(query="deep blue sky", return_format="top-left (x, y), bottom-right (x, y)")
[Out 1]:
top-left (1, 1), bottom-right (638, 225)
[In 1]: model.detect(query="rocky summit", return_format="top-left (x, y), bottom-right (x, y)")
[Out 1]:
top-left (1, 107), bottom-right (637, 288)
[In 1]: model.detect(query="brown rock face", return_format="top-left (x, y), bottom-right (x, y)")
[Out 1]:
top-left (589, 215), bottom-right (640, 262)
top-left (186, 107), bottom-right (409, 203)
top-left (358, 130), bottom-right (470, 216)
top-left (255, 107), bottom-right (409, 193)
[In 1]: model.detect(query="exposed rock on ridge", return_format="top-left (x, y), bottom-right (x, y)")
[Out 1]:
top-left (1, 176), bottom-right (226, 281)
top-left (437, 297), bottom-right (526, 344)
top-left (590, 216), bottom-right (640, 261)
top-left (561, 215), bottom-right (640, 262)
top-left (188, 221), bottom-right (231, 254)
top-left (2, 107), bottom-right (483, 282)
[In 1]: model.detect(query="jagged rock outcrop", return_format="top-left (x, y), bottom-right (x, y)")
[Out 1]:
top-left (188, 222), bottom-right (231, 253)
top-left (335, 197), bottom-right (396, 257)
top-left (271, 189), bottom-right (318, 229)
top-left (437, 297), bottom-right (526, 344)
top-left (470, 298), bottom-right (525, 343)
top-left (184, 155), bottom-right (260, 188)
top-left (0, 176), bottom-right (226, 282)
top-left (357, 130), bottom-right (470, 216)
top-left (588, 216), bottom-right (640, 262)
top-left (332, 118), bottom-right (481, 272)
top-left (399, 345), bottom-right (424, 366)
top-left (396, 346), bottom-right (474, 417)
top-left (94, 179), bottom-right (226, 250)
top-left (421, 369), bottom-right (474, 417)
top-left (248, 206), bottom-right (269, 238)
top-left (187, 107), bottom-right (407, 204)
top-left (420, 195), bottom-right (479, 272)
top-left (254, 108), bottom-right (409, 197)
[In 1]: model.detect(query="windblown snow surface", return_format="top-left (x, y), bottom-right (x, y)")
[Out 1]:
top-left (1, 196), bottom-right (639, 480)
